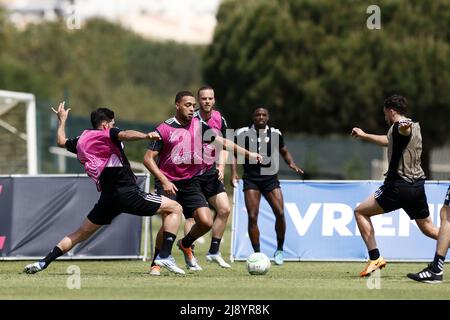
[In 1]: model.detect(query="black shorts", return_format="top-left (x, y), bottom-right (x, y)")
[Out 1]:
top-left (196, 168), bottom-right (226, 199)
top-left (445, 186), bottom-right (450, 206)
top-left (87, 185), bottom-right (162, 225)
top-left (374, 180), bottom-right (429, 220)
top-left (156, 168), bottom-right (225, 219)
top-left (243, 175), bottom-right (280, 195)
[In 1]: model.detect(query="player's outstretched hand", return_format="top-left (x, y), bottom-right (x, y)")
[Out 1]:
top-left (248, 152), bottom-right (263, 163)
top-left (289, 164), bottom-right (304, 175)
top-left (217, 167), bottom-right (225, 182)
top-left (51, 101), bottom-right (71, 122)
top-left (351, 127), bottom-right (365, 139)
top-left (147, 131), bottom-right (161, 141)
top-left (399, 118), bottom-right (412, 128)
top-left (230, 174), bottom-right (239, 188)
top-left (162, 181), bottom-right (178, 196)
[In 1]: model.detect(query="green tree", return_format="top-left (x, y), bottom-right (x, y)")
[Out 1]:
top-left (1, 15), bottom-right (204, 123)
top-left (204, 0), bottom-right (450, 176)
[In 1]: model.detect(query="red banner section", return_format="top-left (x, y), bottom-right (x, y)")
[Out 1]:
top-left (0, 236), bottom-right (5, 250)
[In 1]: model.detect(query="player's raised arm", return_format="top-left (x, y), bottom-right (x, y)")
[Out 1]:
top-left (51, 101), bottom-right (71, 147)
top-left (351, 127), bottom-right (388, 147)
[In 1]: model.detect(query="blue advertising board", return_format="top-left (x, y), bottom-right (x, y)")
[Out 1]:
top-left (231, 180), bottom-right (449, 261)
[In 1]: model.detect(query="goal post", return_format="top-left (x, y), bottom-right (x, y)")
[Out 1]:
top-left (0, 90), bottom-right (37, 174)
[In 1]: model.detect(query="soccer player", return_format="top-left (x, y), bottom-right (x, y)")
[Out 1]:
top-left (24, 102), bottom-right (185, 275)
top-left (144, 91), bottom-right (261, 275)
top-left (230, 107), bottom-right (304, 265)
top-left (351, 94), bottom-right (440, 277)
top-left (407, 186), bottom-right (450, 283)
top-left (184, 85), bottom-right (232, 268)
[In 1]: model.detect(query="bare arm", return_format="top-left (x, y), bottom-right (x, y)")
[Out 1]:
top-left (143, 149), bottom-right (178, 195)
top-left (351, 127), bottom-right (388, 146)
top-left (216, 149), bottom-right (228, 181)
top-left (118, 130), bottom-right (160, 142)
top-left (280, 146), bottom-right (304, 175)
top-left (51, 101), bottom-right (71, 147)
top-left (214, 135), bottom-right (261, 162)
top-left (229, 155), bottom-right (240, 187)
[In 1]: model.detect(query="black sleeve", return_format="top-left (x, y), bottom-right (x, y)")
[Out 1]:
top-left (392, 122), bottom-right (411, 146)
top-left (201, 121), bottom-right (216, 143)
top-left (392, 122), bottom-right (411, 140)
top-left (148, 140), bottom-right (163, 152)
top-left (65, 137), bottom-right (79, 154)
top-left (108, 127), bottom-right (125, 151)
top-left (220, 117), bottom-right (228, 137)
top-left (148, 129), bottom-right (163, 152)
top-left (109, 127), bottom-right (122, 144)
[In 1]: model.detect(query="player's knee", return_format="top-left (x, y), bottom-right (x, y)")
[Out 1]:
top-left (163, 200), bottom-right (182, 216)
top-left (201, 218), bottom-right (213, 230)
top-left (172, 202), bottom-right (183, 216)
top-left (217, 207), bottom-right (231, 218)
top-left (274, 209), bottom-right (284, 218)
top-left (248, 215), bottom-right (258, 226)
top-left (196, 220), bottom-right (213, 232)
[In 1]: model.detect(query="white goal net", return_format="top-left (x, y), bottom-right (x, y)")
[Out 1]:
top-left (0, 90), bottom-right (37, 174)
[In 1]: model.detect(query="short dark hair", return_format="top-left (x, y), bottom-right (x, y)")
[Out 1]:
top-left (197, 85), bottom-right (214, 96)
top-left (91, 107), bottom-right (114, 128)
top-left (175, 91), bottom-right (194, 104)
top-left (253, 107), bottom-right (269, 115)
top-left (384, 95), bottom-right (407, 115)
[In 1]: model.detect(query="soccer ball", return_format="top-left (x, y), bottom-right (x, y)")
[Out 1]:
top-left (246, 252), bottom-right (271, 275)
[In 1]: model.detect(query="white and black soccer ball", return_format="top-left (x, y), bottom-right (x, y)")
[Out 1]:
top-left (246, 252), bottom-right (271, 275)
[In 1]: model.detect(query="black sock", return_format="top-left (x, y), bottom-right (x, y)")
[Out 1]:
top-left (432, 253), bottom-right (445, 273)
top-left (151, 248), bottom-right (160, 267)
top-left (181, 233), bottom-right (196, 249)
top-left (276, 238), bottom-right (284, 251)
top-left (159, 232), bottom-right (176, 259)
top-left (252, 243), bottom-right (260, 253)
top-left (209, 238), bottom-right (221, 255)
top-left (39, 246), bottom-right (63, 269)
top-left (368, 248), bottom-right (380, 260)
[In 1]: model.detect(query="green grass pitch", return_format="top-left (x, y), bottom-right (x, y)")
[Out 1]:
top-left (1, 216), bottom-right (450, 299)
top-left (1, 260), bottom-right (450, 299)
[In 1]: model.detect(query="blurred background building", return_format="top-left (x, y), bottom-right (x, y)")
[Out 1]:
top-left (0, 0), bottom-right (220, 44)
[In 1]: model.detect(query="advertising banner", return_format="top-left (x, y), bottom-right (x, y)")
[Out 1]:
top-left (0, 175), bottom-right (144, 259)
top-left (231, 180), bottom-right (449, 261)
